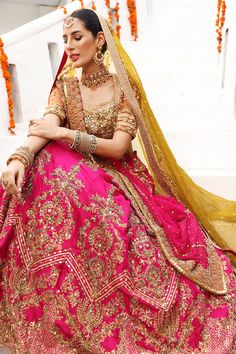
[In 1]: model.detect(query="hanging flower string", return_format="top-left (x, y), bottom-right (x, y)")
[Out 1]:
top-left (114, 2), bottom-right (121, 39)
top-left (105, 0), bottom-right (113, 24)
top-left (0, 38), bottom-right (15, 134)
top-left (216, 0), bottom-right (226, 53)
top-left (127, 0), bottom-right (138, 40)
top-left (79, 0), bottom-right (84, 8)
top-left (58, 1), bottom-right (138, 41)
top-left (92, 1), bottom-right (96, 11)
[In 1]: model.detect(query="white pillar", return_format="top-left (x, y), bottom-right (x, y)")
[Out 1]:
top-left (0, 67), bottom-right (10, 135)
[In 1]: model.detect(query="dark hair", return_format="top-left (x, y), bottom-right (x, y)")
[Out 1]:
top-left (71, 9), bottom-right (107, 54)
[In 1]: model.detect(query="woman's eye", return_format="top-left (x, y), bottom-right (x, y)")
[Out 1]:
top-left (63, 36), bottom-right (82, 44)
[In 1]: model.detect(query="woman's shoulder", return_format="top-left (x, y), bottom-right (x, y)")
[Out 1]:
top-left (112, 73), bottom-right (141, 103)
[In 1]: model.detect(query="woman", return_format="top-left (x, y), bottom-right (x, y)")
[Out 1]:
top-left (0, 8), bottom-right (235, 353)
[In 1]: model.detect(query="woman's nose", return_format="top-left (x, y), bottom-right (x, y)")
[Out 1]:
top-left (65, 39), bottom-right (74, 51)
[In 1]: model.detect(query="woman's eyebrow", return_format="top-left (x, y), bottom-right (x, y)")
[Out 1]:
top-left (63, 30), bottom-right (83, 38)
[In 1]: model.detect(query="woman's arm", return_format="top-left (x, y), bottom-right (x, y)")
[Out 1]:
top-left (59, 90), bottom-right (138, 160)
top-left (27, 85), bottom-right (138, 160)
top-left (0, 114), bottom-right (61, 196)
top-left (24, 114), bottom-right (61, 153)
top-left (59, 128), bottom-right (132, 160)
top-left (24, 79), bottom-right (66, 153)
top-left (28, 91), bottom-right (137, 160)
top-left (28, 123), bottom-right (132, 160)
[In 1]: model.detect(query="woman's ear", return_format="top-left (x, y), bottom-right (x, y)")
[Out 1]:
top-left (96, 31), bottom-right (106, 49)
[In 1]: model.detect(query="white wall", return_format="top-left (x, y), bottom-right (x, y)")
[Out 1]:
top-left (0, 2), bottom-right (56, 35)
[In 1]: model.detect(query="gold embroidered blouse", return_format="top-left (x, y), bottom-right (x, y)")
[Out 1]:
top-left (44, 74), bottom-right (138, 141)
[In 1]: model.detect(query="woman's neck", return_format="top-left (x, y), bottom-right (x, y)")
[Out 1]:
top-left (82, 62), bottom-right (103, 74)
top-left (80, 65), bottom-right (112, 89)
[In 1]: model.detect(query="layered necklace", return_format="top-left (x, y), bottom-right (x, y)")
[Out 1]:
top-left (81, 66), bottom-right (113, 88)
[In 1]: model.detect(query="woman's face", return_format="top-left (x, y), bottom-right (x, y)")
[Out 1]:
top-left (63, 17), bottom-right (104, 69)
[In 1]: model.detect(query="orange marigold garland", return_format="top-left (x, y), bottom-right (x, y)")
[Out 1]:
top-left (105, 0), bottom-right (113, 24)
top-left (92, 1), bottom-right (96, 11)
top-left (57, 5), bottom-right (67, 14)
top-left (114, 2), bottom-right (121, 39)
top-left (216, 0), bottom-right (226, 53)
top-left (127, 0), bottom-right (138, 40)
top-left (0, 38), bottom-right (15, 134)
top-left (79, 0), bottom-right (84, 8)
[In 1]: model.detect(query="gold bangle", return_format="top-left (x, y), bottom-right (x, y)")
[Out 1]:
top-left (6, 146), bottom-right (34, 169)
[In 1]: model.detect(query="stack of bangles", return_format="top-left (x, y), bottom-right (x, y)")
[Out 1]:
top-left (70, 131), bottom-right (97, 154)
top-left (6, 146), bottom-right (34, 169)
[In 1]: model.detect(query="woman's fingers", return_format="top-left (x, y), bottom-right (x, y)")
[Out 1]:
top-left (1, 167), bottom-right (24, 195)
top-left (5, 174), bottom-right (19, 195)
top-left (1, 175), bottom-right (8, 191)
top-left (28, 126), bottom-right (40, 137)
top-left (29, 118), bottom-right (43, 126)
top-left (29, 119), bottom-right (37, 125)
top-left (1, 182), bottom-right (18, 195)
top-left (16, 169), bottom-right (24, 190)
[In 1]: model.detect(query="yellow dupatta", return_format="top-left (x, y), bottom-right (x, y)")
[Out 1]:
top-left (96, 15), bottom-right (236, 266)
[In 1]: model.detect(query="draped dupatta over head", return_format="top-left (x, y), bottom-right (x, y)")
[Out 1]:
top-left (53, 10), bottom-right (236, 267)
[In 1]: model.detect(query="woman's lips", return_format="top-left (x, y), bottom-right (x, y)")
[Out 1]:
top-left (70, 54), bottom-right (80, 62)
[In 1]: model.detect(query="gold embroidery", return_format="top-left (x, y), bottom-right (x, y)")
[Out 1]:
top-left (114, 109), bottom-right (138, 139)
top-left (62, 77), bottom-right (87, 132)
top-left (89, 153), bottom-right (229, 295)
top-left (83, 76), bottom-right (123, 139)
top-left (56, 75), bottom-right (137, 141)
top-left (115, 170), bottom-right (229, 295)
top-left (43, 81), bottom-right (66, 125)
top-left (43, 103), bottom-right (66, 125)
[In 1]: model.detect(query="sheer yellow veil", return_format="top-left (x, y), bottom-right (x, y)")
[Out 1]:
top-left (96, 14), bottom-right (236, 266)
top-left (63, 10), bottom-right (236, 266)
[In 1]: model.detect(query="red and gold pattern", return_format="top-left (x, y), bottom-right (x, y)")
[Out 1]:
top-left (0, 76), bottom-right (235, 353)
top-left (0, 37), bottom-right (15, 134)
top-left (216, 0), bottom-right (226, 53)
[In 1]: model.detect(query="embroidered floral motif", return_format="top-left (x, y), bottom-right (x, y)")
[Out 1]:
top-left (0, 80), bottom-right (235, 353)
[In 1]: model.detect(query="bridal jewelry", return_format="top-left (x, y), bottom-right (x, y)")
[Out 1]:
top-left (64, 16), bottom-right (74, 28)
top-left (81, 66), bottom-right (113, 88)
top-left (93, 47), bottom-right (104, 66)
top-left (70, 131), bottom-right (97, 154)
top-left (6, 146), bottom-right (34, 169)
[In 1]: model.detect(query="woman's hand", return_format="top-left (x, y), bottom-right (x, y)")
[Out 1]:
top-left (28, 118), bottom-right (62, 140)
top-left (1, 160), bottom-right (25, 196)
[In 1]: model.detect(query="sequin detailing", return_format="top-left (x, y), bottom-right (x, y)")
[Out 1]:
top-left (43, 104), bottom-right (66, 125)
top-left (48, 74), bottom-right (138, 140)
top-left (83, 75), bottom-right (137, 140)
top-left (1, 70), bottom-right (235, 353)
top-left (0, 141), bottom-right (235, 353)
top-left (43, 81), bottom-right (66, 125)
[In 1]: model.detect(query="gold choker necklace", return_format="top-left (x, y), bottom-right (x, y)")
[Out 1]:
top-left (81, 67), bottom-right (113, 88)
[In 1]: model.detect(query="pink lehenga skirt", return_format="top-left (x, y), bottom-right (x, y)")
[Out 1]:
top-left (0, 141), bottom-right (235, 354)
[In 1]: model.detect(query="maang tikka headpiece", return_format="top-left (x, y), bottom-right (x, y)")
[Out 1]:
top-left (64, 15), bottom-right (74, 28)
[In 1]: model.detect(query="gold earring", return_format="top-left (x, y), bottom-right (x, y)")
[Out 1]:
top-left (93, 47), bottom-right (104, 66)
